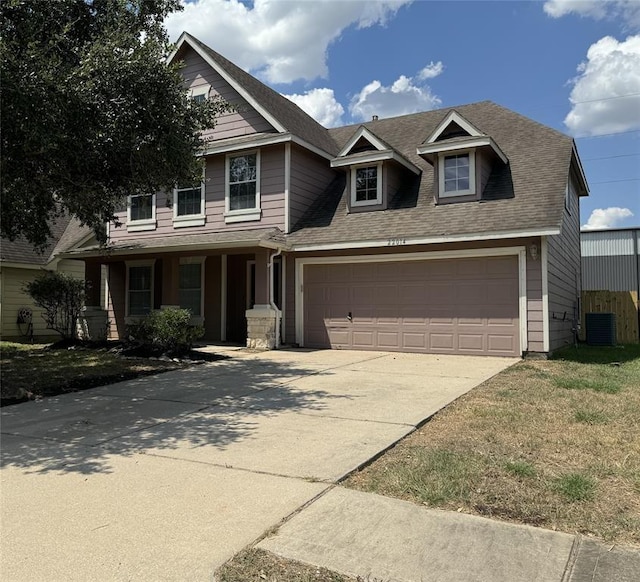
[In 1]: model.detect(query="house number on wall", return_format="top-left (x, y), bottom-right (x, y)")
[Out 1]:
top-left (387, 238), bottom-right (407, 246)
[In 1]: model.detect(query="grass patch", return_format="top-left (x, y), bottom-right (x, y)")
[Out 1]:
top-left (0, 341), bottom-right (188, 404)
top-left (554, 473), bottom-right (596, 502)
top-left (504, 460), bottom-right (536, 478)
top-left (554, 376), bottom-right (621, 394)
top-left (344, 344), bottom-right (640, 546)
top-left (217, 548), bottom-right (355, 582)
top-left (573, 409), bottom-right (609, 425)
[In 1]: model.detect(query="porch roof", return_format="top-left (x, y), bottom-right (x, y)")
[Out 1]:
top-left (63, 228), bottom-right (286, 259)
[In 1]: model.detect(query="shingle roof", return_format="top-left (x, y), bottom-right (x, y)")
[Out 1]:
top-left (1, 216), bottom-right (93, 265)
top-left (184, 34), bottom-right (339, 157)
top-left (65, 228), bottom-right (285, 258)
top-left (288, 101), bottom-right (575, 246)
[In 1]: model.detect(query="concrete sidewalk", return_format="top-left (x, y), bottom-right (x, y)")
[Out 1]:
top-left (258, 486), bottom-right (640, 582)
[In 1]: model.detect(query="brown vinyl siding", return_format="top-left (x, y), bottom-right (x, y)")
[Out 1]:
top-left (546, 175), bottom-right (581, 351)
top-left (110, 145), bottom-right (286, 243)
top-left (180, 46), bottom-right (275, 141)
top-left (289, 145), bottom-right (337, 231)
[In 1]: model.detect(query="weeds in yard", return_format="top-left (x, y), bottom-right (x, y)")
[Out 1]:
top-left (554, 473), bottom-right (596, 502)
top-left (504, 460), bottom-right (536, 478)
top-left (554, 377), bottom-right (621, 394)
top-left (573, 409), bottom-right (609, 425)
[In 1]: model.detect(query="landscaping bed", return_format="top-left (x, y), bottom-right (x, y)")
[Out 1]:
top-left (0, 341), bottom-right (222, 406)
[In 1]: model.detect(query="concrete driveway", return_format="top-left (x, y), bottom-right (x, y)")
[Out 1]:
top-left (1, 348), bottom-right (514, 581)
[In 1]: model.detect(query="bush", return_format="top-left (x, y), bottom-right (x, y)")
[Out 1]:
top-left (127, 308), bottom-right (204, 357)
top-left (24, 271), bottom-right (85, 340)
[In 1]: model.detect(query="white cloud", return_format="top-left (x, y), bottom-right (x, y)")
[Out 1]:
top-left (582, 207), bottom-right (634, 229)
top-left (564, 35), bottom-right (640, 136)
top-left (544, 1), bottom-right (640, 29)
top-left (417, 61), bottom-right (444, 80)
top-left (165, 0), bottom-right (411, 84)
top-left (349, 74), bottom-right (442, 122)
top-left (283, 88), bottom-right (345, 127)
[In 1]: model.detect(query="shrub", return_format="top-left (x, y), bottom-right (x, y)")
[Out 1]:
top-left (127, 308), bottom-right (204, 356)
top-left (24, 272), bottom-right (85, 340)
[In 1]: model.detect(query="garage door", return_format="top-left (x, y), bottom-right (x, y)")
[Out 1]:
top-left (303, 256), bottom-right (520, 357)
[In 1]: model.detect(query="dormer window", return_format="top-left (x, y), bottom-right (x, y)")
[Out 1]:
top-left (440, 151), bottom-right (476, 197)
top-left (352, 164), bottom-right (382, 206)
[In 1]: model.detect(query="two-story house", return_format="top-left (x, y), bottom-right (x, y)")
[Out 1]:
top-left (68, 32), bottom-right (588, 357)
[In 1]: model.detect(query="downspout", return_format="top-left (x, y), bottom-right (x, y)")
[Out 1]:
top-left (269, 248), bottom-right (283, 348)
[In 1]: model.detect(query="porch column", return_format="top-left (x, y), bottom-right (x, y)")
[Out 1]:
top-left (245, 248), bottom-right (280, 350)
top-left (78, 259), bottom-right (108, 341)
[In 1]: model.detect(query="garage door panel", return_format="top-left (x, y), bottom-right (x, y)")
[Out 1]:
top-left (303, 256), bottom-right (520, 356)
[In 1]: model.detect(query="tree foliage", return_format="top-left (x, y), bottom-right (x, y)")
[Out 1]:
top-left (25, 272), bottom-right (86, 340)
top-left (1, 0), bottom-right (229, 249)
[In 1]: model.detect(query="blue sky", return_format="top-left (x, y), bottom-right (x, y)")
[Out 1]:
top-left (166, 1), bottom-right (640, 229)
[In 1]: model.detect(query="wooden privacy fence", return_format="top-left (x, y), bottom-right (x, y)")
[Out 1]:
top-left (580, 290), bottom-right (639, 344)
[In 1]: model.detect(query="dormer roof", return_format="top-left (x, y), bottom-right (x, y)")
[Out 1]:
top-left (417, 109), bottom-right (508, 164)
top-left (331, 125), bottom-right (421, 174)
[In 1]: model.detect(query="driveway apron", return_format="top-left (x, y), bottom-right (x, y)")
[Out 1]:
top-left (1, 349), bottom-right (514, 581)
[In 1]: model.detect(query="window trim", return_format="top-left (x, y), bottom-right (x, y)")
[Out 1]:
top-left (125, 259), bottom-right (155, 321)
top-left (190, 84), bottom-right (211, 102)
top-left (179, 256), bottom-right (206, 323)
top-left (224, 150), bottom-right (261, 223)
top-left (350, 163), bottom-right (383, 207)
top-left (438, 150), bottom-right (476, 198)
top-left (173, 180), bottom-right (206, 228)
top-left (126, 193), bottom-right (156, 232)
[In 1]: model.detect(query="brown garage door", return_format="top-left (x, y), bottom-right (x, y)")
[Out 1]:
top-left (303, 256), bottom-right (520, 357)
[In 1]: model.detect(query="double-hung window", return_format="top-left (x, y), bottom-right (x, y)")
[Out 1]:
top-left (179, 258), bottom-right (205, 318)
top-left (351, 164), bottom-right (382, 206)
top-left (173, 181), bottom-right (205, 227)
top-left (225, 151), bottom-right (261, 223)
top-left (439, 151), bottom-right (476, 197)
top-left (127, 194), bottom-right (156, 231)
top-left (126, 261), bottom-right (155, 317)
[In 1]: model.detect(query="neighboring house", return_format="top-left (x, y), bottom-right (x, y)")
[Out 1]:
top-left (581, 227), bottom-right (640, 343)
top-left (0, 216), bottom-right (95, 341)
top-left (66, 32), bottom-right (588, 357)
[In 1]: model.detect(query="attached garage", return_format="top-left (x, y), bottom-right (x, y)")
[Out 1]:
top-left (298, 252), bottom-right (522, 357)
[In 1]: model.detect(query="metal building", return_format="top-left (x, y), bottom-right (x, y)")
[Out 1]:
top-left (581, 228), bottom-right (640, 292)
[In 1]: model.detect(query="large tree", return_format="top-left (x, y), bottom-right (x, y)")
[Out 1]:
top-left (1, 0), bottom-right (228, 249)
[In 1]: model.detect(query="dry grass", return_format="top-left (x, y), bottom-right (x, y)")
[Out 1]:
top-left (344, 345), bottom-right (640, 546)
top-left (0, 341), bottom-right (185, 404)
top-left (216, 548), bottom-right (357, 582)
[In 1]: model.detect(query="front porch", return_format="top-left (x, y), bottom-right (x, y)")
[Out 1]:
top-left (82, 246), bottom-right (284, 350)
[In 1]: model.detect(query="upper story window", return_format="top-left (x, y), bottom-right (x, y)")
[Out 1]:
top-left (173, 181), bottom-right (205, 228)
top-left (439, 151), bottom-right (476, 198)
top-left (351, 164), bottom-right (382, 207)
top-left (190, 84), bottom-right (211, 103)
top-left (225, 151), bottom-right (261, 223)
top-left (127, 193), bottom-right (156, 232)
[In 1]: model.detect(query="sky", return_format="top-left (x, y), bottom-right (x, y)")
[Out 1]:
top-left (165, 0), bottom-right (640, 230)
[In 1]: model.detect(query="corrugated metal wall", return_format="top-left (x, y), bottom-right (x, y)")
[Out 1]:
top-left (581, 228), bottom-right (639, 292)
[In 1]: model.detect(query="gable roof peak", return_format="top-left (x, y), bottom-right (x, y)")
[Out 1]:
top-left (425, 109), bottom-right (485, 144)
top-left (168, 32), bottom-right (339, 157)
